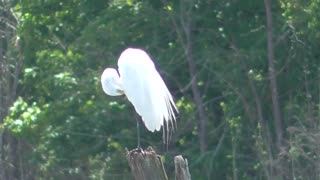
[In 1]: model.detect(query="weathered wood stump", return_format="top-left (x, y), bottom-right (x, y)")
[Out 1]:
top-left (174, 155), bottom-right (191, 180)
top-left (126, 146), bottom-right (191, 180)
top-left (127, 147), bottom-right (168, 180)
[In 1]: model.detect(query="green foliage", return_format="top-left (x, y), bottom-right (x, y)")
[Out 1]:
top-left (4, 97), bottom-right (43, 136)
top-left (2, 0), bottom-right (320, 179)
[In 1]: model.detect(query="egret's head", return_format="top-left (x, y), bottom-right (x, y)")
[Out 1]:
top-left (101, 68), bottom-right (124, 96)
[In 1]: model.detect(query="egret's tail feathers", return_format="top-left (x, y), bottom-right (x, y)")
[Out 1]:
top-left (162, 105), bottom-right (178, 146)
top-left (162, 118), bottom-right (172, 147)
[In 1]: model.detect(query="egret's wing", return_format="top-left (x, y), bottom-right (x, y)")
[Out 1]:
top-left (101, 68), bottom-right (124, 96)
top-left (118, 48), bottom-right (177, 136)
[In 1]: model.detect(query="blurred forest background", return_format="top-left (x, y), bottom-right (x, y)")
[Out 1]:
top-left (1, 0), bottom-right (320, 179)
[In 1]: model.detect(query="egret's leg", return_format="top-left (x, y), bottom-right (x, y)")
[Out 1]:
top-left (137, 120), bottom-right (141, 149)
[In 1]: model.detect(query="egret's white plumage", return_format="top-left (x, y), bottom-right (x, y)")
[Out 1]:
top-left (101, 68), bottom-right (124, 96)
top-left (101, 48), bottom-right (178, 143)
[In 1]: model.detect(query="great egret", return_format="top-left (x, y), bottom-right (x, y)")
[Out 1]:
top-left (101, 48), bottom-right (178, 148)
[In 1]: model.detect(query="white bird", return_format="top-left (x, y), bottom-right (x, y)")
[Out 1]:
top-left (101, 48), bottom-right (178, 147)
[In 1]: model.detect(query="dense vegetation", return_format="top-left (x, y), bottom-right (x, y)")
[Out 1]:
top-left (1, 0), bottom-right (320, 179)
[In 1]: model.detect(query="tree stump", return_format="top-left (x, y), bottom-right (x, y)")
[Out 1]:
top-left (174, 155), bottom-right (191, 180)
top-left (126, 146), bottom-right (191, 180)
top-left (127, 147), bottom-right (168, 180)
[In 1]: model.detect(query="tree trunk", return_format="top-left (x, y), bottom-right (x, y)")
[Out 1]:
top-left (185, 40), bottom-right (207, 153)
top-left (264, 0), bottom-right (283, 150)
top-left (180, 0), bottom-right (207, 153)
top-left (0, 28), bottom-right (5, 180)
top-left (161, 0), bottom-right (208, 152)
top-left (0, 1), bottom-right (24, 179)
